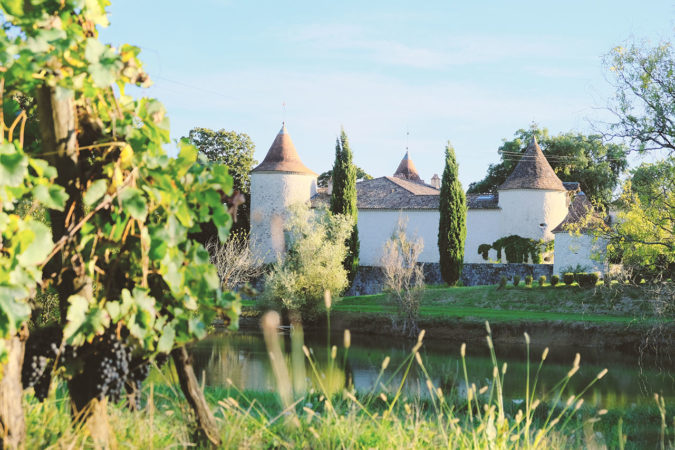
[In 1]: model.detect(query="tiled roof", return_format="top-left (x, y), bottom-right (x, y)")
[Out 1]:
top-left (563, 181), bottom-right (581, 192)
top-left (552, 193), bottom-right (605, 233)
top-left (311, 176), bottom-right (439, 210)
top-left (499, 137), bottom-right (566, 191)
top-left (393, 152), bottom-right (422, 183)
top-left (466, 193), bottom-right (500, 209)
top-left (251, 124), bottom-right (317, 175)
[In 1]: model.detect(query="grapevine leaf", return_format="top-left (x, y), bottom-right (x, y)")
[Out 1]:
top-left (156, 323), bottom-right (175, 354)
top-left (119, 187), bottom-right (148, 221)
top-left (0, 286), bottom-right (32, 336)
top-left (17, 221), bottom-right (53, 266)
top-left (33, 184), bottom-right (68, 211)
top-left (0, 143), bottom-right (28, 187)
top-left (83, 179), bottom-right (108, 206)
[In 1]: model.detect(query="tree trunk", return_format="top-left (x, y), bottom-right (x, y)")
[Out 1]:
top-left (171, 346), bottom-right (221, 447)
top-left (0, 327), bottom-right (28, 449)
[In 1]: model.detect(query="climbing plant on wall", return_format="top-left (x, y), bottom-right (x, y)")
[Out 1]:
top-left (478, 235), bottom-right (554, 264)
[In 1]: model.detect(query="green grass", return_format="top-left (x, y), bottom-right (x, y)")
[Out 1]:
top-left (242, 283), bottom-right (666, 325)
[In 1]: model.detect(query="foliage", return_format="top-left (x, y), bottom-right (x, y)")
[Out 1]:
top-left (538, 275), bottom-right (547, 287)
top-left (577, 273), bottom-right (600, 288)
top-left (0, 135), bottom-right (64, 361)
top-left (603, 160), bottom-right (675, 278)
top-left (205, 232), bottom-right (264, 291)
top-left (0, 0), bottom-right (241, 431)
top-left (184, 127), bottom-right (257, 194)
top-left (605, 42), bottom-right (675, 156)
top-left (602, 41), bottom-right (675, 282)
top-left (497, 275), bottom-right (507, 290)
top-left (438, 142), bottom-right (467, 285)
top-left (381, 218), bottom-right (425, 337)
top-left (467, 126), bottom-right (627, 206)
top-left (318, 166), bottom-right (372, 187)
top-left (513, 275), bottom-right (521, 287)
top-left (480, 235), bottom-right (553, 264)
top-left (563, 273), bottom-right (575, 285)
top-left (551, 275), bottom-right (560, 287)
top-left (329, 129), bottom-right (359, 285)
top-left (184, 127), bottom-right (256, 235)
top-left (525, 275), bottom-right (533, 286)
top-left (263, 204), bottom-right (351, 319)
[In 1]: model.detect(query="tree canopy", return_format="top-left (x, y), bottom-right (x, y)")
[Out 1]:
top-left (599, 41), bottom-right (675, 279)
top-left (184, 127), bottom-right (257, 194)
top-left (318, 166), bottom-right (372, 188)
top-left (330, 129), bottom-right (359, 284)
top-left (438, 142), bottom-right (466, 285)
top-left (468, 126), bottom-right (627, 206)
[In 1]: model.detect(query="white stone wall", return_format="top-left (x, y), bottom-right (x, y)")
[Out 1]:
top-left (498, 189), bottom-right (568, 242)
top-left (358, 210), bottom-right (440, 266)
top-left (553, 233), bottom-right (607, 275)
top-left (463, 209), bottom-right (503, 263)
top-left (250, 172), bottom-right (317, 263)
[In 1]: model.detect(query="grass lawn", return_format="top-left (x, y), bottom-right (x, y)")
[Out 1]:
top-left (242, 283), bottom-right (667, 324)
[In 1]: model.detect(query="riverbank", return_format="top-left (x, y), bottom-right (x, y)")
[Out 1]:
top-left (240, 283), bottom-right (674, 352)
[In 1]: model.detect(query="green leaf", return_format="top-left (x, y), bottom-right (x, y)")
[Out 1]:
top-left (119, 187), bottom-right (148, 221)
top-left (17, 221), bottom-right (53, 266)
top-left (0, 143), bottom-right (28, 187)
top-left (33, 184), bottom-right (68, 211)
top-left (84, 179), bottom-right (108, 206)
top-left (0, 286), bottom-right (31, 337)
top-left (156, 323), bottom-right (175, 353)
top-left (0, 0), bottom-right (24, 17)
top-left (63, 295), bottom-right (109, 346)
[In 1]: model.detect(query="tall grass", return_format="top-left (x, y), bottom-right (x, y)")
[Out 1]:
top-left (17, 313), bottom-right (674, 448)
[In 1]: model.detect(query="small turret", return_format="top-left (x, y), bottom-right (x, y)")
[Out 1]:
top-left (499, 136), bottom-right (565, 191)
top-left (430, 173), bottom-right (440, 189)
top-left (393, 151), bottom-right (423, 183)
top-left (249, 124), bottom-right (317, 263)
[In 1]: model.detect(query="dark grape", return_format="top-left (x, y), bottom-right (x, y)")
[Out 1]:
top-left (22, 325), bottom-right (62, 401)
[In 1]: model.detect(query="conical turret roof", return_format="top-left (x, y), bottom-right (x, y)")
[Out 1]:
top-left (393, 151), bottom-right (422, 182)
top-left (251, 124), bottom-right (316, 175)
top-left (499, 137), bottom-right (565, 191)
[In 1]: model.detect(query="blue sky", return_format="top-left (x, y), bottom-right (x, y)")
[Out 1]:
top-left (100, 1), bottom-right (674, 187)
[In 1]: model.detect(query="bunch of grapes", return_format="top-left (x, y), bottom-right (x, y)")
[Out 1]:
top-left (21, 325), bottom-right (62, 401)
top-left (67, 329), bottom-right (130, 408)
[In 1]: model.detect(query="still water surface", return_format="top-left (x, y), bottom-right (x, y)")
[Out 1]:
top-left (190, 329), bottom-right (674, 409)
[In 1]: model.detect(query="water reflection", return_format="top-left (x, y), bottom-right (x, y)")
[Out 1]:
top-left (190, 329), bottom-right (674, 409)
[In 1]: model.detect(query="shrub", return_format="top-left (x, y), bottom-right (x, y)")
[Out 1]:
top-left (525, 275), bottom-right (533, 286)
top-left (577, 272), bottom-right (600, 288)
top-left (498, 275), bottom-right (507, 289)
top-left (263, 204), bottom-right (352, 319)
top-left (551, 275), bottom-right (560, 286)
top-left (538, 275), bottom-right (547, 287)
top-left (563, 273), bottom-right (575, 285)
top-left (513, 275), bottom-right (521, 287)
top-left (381, 218), bottom-right (425, 337)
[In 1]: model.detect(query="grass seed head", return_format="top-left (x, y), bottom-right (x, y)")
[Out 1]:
top-left (524, 332), bottom-right (530, 345)
top-left (381, 356), bottom-right (390, 370)
top-left (541, 347), bottom-right (549, 361)
top-left (460, 343), bottom-right (466, 357)
top-left (324, 290), bottom-right (332, 310)
top-left (596, 368), bottom-right (608, 379)
top-left (343, 329), bottom-right (351, 349)
top-left (331, 345), bottom-right (337, 360)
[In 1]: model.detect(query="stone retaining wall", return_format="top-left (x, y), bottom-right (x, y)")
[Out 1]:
top-left (345, 263), bottom-right (553, 296)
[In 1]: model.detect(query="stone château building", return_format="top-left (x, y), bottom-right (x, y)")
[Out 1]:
top-left (250, 124), bottom-right (605, 275)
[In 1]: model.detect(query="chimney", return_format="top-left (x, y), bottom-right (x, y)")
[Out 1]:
top-left (431, 173), bottom-right (440, 189)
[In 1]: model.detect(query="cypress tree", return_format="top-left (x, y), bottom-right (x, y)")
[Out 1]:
top-left (438, 142), bottom-right (467, 285)
top-left (330, 129), bottom-right (359, 284)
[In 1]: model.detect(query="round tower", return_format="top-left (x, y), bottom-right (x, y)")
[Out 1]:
top-left (250, 124), bottom-right (317, 263)
top-left (497, 137), bottom-right (568, 244)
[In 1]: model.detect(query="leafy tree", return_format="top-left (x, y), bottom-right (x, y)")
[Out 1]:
top-left (438, 142), bottom-right (466, 285)
top-left (185, 127), bottom-right (256, 235)
top-left (600, 41), bottom-right (675, 279)
top-left (0, 2), bottom-right (239, 445)
top-left (604, 160), bottom-right (675, 277)
top-left (185, 127), bottom-right (256, 194)
top-left (330, 129), bottom-right (359, 284)
top-left (468, 126), bottom-right (627, 206)
top-left (605, 42), bottom-right (675, 155)
top-left (318, 166), bottom-right (372, 187)
top-left (263, 204), bottom-right (351, 320)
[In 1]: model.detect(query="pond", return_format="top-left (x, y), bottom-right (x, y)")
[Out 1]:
top-left (189, 327), bottom-right (675, 411)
